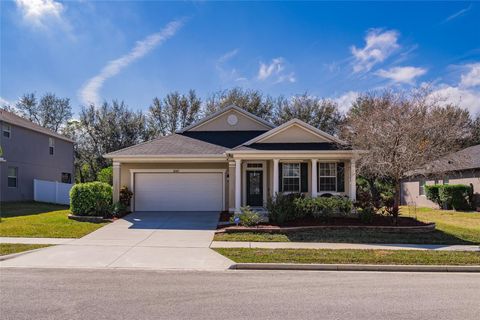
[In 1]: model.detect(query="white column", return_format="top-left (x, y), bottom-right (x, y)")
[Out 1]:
top-left (350, 159), bottom-right (356, 201)
top-left (273, 159), bottom-right (279, 195)
top-left (112, 162), bottom-right (121, 203)
top-left (311, 159), bottom-right (317, 197)
top-left (235, 159), bottom-right (242, 213)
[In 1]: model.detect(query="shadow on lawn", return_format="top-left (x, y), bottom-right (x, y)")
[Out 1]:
top-left (0, 201), bottom-right (69, 218)
top-left (283, 228), bottom-right (477, 245)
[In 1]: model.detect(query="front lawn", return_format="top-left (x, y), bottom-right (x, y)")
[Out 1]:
top-left (0, 243), bottom-right (51, 256)
top-left (215, 248), bottom-right (480, 265)
top-left (214, 207), bottom-right (480, 245)
top-left (0, 202), bottom-right (108, 238)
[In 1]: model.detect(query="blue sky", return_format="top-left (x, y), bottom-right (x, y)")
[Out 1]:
top-left (1, 1), bottom-right (480, 115)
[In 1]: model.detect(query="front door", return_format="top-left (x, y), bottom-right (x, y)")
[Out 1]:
top-left (246, 171), bottom-right (263, 206)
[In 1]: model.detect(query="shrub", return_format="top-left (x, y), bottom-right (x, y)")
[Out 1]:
top-left (425, 185), bottom-right (442, 206)
top-left (111, 202), bottom-right (128, 218)
top-left (267, 193), bottom-right (303, 224)
top-left (358, 206), bottom-right (376, 224)
top-left (97, 166), bottom-right (113, 185)
top-left (70, 182), bottom-right (113, 217)
top-left (439, 184), bottom-right (473, 211)
top-left (119, 186), bottom-right (133, 206)
top-left (230, 206), bottom-right (262, 227)
top-left (295, 196), bottom-right (353, 219)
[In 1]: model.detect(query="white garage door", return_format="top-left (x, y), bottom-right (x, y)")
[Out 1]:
top-left (134, 172), bottom-right (223, 211)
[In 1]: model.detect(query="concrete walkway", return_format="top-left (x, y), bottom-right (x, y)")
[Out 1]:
top-left (0, 237), bottom-right (76, 245)
top-left (1, 212), bottom-right (233, 270)
top-left (210, 241), bottom-right (480, 251)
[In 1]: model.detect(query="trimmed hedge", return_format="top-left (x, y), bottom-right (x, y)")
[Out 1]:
top-left (70, 182), bottom-right (113, 217)
top-left (295, 196), bottom-right (354, 219)
top-left (425, 184), bottom-right (472, 211)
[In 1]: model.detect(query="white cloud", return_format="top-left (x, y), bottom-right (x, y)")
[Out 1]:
top-left (443, 4), bottom-right (472, 23)
top-left (376, 66), bottom-right (427, 84)
top-left (460, 63), bottom-right (480, 88)
top-left (0, 97), bottom-right (12, 107)
top-left (351, 29), bottom-right (400, 72)
top-left (217, 49), bottom-right (238, 64)
top-left (15, 0), bottom-right (63, 27)
top-left (334, 91), bottom-right (359, 114)
top-left (80, 19), bottom-right (184, 106)
top-left (429, 85), bottom-right (480, 115)
top-left (257, 58), bottom-right (296, 83)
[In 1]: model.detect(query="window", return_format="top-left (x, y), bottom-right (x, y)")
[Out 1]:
top-left (3, 124), bottom-right (11, 138)
top-left (319, 163), bottom-right (337, 192)
top-left (8, 167), bottom-right (17, 188)
top-left (282, 163), bottom-right (301, 192)
top-left (61, 172), bottom-right (72, 184)
top-left (49, 137), bottom-right (55, 155)
top-left (443, 176), bottom-right (449, 185)
top-left (419, 180), bottom-right (426, 196)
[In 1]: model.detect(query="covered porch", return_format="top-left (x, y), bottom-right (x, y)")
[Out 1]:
top-left (228, 152), bottom-right (358, 213)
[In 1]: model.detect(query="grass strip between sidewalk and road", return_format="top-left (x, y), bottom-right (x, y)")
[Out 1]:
top-left (0, 202), bottom-right (108, 238)
top-left (0, 243), bottom-right (51, 256)
top-left (214, 248), bottom-right (480, 265)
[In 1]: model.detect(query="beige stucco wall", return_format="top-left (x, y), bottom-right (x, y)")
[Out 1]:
top-left (190, 109), bottom-right (270, 131)
top-left (401, 170), bottom-right (480, 208)
top-left (260, 125), bottom-right (329, 143)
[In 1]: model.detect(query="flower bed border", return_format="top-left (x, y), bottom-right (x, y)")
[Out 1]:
top-left (217, 222), bottom-right (436, 234)
top-left (68, 214), bottom-right (113, 223)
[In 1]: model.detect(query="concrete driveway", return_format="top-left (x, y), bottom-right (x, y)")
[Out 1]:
top-left (1, 211), bottom-right (233, 270)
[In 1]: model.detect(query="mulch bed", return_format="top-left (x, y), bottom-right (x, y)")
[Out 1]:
top-left (219, 211), bottom-right (233, 222)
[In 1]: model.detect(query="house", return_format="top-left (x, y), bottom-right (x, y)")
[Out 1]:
top-left (104, 105), bottom-right (363, 213)
top-left (0, 109), bottom-right (75, 202)
top-left (401, 144), bottom-right (480, 209)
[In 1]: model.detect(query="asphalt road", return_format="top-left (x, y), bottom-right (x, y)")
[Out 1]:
top-left (1, 268), bottom-right (479, 320)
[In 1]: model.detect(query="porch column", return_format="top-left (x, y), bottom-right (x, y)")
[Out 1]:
top-left (235, 159), bottom-right (242, 213)
top-left (273, 159), bottom-right (279, 195)
top-left (112, 161), bottom-right (121, 203)
top-left (311, 159), bottom-right (317, 197)
top-left (350, 159), bottom-right (356, 201)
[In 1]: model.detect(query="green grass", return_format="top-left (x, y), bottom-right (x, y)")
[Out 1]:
top-left (214, 207), bottom-right (480, 245)
top-left (0, 202), bottom-right (108, 238)
top-left (0, 243), bottom-right (51, 256)
top-left (215, 248), bottom-right (480, 265)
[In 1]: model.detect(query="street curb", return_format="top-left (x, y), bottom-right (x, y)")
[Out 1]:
top-left (0, 247), bottom-right (51, 262)
top-left (229, 263), bottom-right (480, 272)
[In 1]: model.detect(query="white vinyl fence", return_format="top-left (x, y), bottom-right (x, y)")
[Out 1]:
top-left (34, 179), bottom-right (73, 205)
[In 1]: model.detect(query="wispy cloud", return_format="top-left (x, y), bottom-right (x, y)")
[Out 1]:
top-left (215, 49), bottom-right (247, 82)
top-left (80, 19), bottom-right (185, 106)
top-left (376, 66), bottom-right (427, 84)
top-left (460, 63), bottom-right (480, 88)
top-left (443, 4), bottom-right (472, 23)
top-left (351, 29), bottom-right (400, 73)
top-left (257, 58), bottom-right (296, 83)
top-left (0, 97), bottom-right (13, 107)
top-left (15, 0), bottom-right (64, 27)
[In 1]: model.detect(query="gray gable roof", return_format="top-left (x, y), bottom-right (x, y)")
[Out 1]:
top-left (0, 109), bottom-right (74, 143)
top-left (233, 142), bottom-right (349, 151)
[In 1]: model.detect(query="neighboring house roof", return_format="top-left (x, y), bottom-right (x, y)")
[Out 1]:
top-left (409, 144), bottom-right (480, 176)
top-left (177, 105), bottom-right (274, 133)
top-left (0, 109), bottom-right (74, 143)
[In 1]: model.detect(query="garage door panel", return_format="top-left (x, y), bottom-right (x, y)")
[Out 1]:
top-left (134, 172), bottom-right (223, 211)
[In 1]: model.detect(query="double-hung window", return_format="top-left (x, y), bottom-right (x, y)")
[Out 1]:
top-left (419, 180), bottom-right (426, 196)
top-left (319, 163), bottom-right (337, 192)
top-left (282, 163), bottom-right (301, 192)
top-left (8, 167), bottom-right (17, 188)
top-left (3, 124), bottom-right (11, 138)
top-left (49, 137), bottom-right (55, 155)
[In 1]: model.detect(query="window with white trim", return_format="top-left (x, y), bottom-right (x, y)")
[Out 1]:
top-left (419, 180), bottom-right (426, 196)
top-left (282, 163), bottom-right (301, 192)
top-left (8, 167), bottom-right (17, 188)
top-left (319, 163), bottom-right (337, 192)
top-left (49, 137), bottom-right (55, 155)
top-left (3, 124), bottom-right (11, 138)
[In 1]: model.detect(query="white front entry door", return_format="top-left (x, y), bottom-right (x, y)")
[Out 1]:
top-left (134, 172), bottom-right (224, 211)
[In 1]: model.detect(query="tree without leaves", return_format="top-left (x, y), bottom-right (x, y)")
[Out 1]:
top-left (274, 93), bottom-right (344, 135)
top-left (342, 89), bottom-right (472, 221)
top-left (16, 93), bottom-right (72, 132)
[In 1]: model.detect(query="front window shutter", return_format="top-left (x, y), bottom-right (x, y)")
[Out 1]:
top-left (336, 162), bottom-right (345, 192)
top-left (300, 162), bottom-right (308, 192)
top-left (278, 162), bottom-right (283, 192)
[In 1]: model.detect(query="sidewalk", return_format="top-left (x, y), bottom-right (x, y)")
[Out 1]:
top-left (0, 237), bottom-right (76, 245)
top-left (210, 241), bottom-right (480, 252)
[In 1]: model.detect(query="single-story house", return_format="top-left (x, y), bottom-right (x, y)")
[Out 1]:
top-left (104, 105), bottom-right (363, 213)
top-left (401, 144), bottom-right (480, 209)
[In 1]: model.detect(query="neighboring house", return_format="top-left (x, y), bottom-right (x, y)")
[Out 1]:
top-left (401, 144), bottom-right (480, 209)
top-left (104, 105), bottom-right (363, 213)
top-left (0, 109), bottom-right (75, 202)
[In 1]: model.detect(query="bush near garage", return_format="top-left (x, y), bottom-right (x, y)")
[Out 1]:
top-left (70, 182), bottom-right (113, 217)
top-left (438, 184), bottom-right (473, 211)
